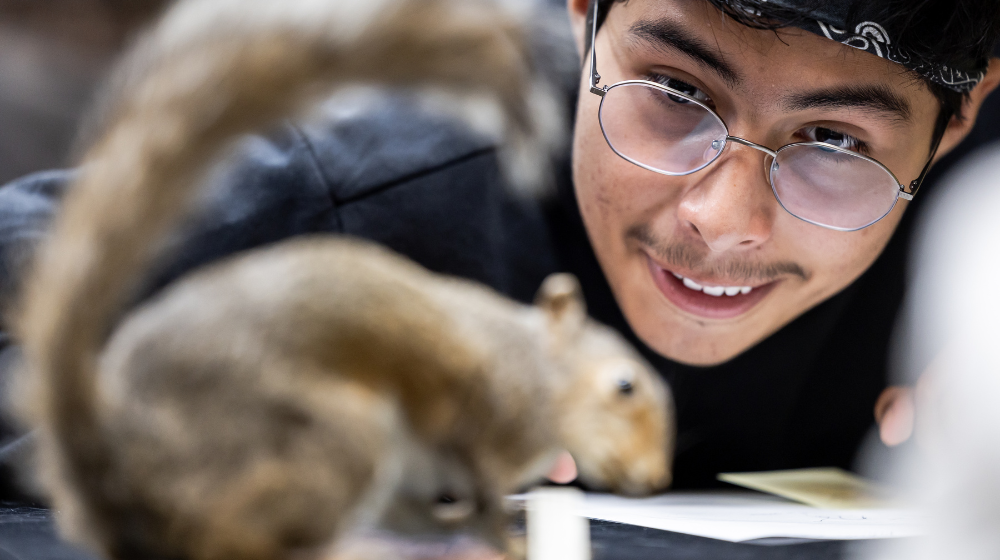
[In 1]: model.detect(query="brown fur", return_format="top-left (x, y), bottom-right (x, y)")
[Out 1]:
top-left (13, 0), bottom-right (674, 559)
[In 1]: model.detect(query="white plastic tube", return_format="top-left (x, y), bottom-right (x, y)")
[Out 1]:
top-left (526, 487), bottom-right (591, 560)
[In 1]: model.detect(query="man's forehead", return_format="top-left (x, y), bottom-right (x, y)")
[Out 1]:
top-left (615, 0), bottom-right (989, 93)
top-left (613, 0), bottom-right (921, 123)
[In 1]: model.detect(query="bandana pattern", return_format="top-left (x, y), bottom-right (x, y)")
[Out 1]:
top-left (726, 0), bottom-right (990, 93)
top-left (804, 20), bottom-right (986, 92)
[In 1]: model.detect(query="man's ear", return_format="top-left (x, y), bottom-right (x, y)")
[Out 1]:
top-left (567, 0), bottom-right (590, 60)
top-left (535, 273), bottom-right (587, 341)
top-left (936, 58), bottom-right (1000, 160)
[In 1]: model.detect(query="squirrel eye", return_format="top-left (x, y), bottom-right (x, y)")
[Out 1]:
top-left (618, 379), bottom-right (634, 395)
top-left (437, 493), bottom-right (457, 504)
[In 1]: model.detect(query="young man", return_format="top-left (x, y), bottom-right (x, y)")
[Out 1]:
top-left (568, 0), bottom-right (1000, 455)
top-left (0, 0), bottom-right (998, 497)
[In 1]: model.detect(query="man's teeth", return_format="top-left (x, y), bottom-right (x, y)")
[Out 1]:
top-left (673, 272), bottom-right (753, 297)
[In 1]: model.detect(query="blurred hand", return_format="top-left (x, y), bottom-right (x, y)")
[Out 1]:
top-left (875, 356), bottom-right (947, 447)
top-left (875, 386), bottom-right (915, 447)
top-left (546, 451), bottom-right (577, 484)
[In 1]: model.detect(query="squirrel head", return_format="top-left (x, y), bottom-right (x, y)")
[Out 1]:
top-left (534, 273), bottom-right (675, 495)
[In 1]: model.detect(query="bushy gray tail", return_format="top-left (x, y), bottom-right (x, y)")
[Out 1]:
top-left (15, 0), bottom-right (562, 551)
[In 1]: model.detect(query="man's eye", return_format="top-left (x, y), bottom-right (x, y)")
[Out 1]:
top-left (646, 74), bottom-right (712, 104)
top-left (801, 126), bottom-right (864, 152)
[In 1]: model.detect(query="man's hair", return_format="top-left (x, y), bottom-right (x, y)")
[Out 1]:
top-left (596, 0), bottom-right (1000, 121)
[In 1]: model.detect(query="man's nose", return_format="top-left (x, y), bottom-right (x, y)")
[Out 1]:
top-left (675, 141), bottom-right (777, 253)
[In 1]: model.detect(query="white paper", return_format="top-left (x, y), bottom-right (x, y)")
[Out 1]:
top-left (579, 491), bottom-right (923, 543)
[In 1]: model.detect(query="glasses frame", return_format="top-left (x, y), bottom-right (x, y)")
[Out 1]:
top-left (585, 0), bottom-right (948, 232)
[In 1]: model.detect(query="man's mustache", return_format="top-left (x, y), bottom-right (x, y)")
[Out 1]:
top-left (626, 225), bottom-right (810, 283)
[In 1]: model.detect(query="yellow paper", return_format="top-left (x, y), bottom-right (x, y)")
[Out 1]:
top-left (718, 467), bottom-right (892, 509)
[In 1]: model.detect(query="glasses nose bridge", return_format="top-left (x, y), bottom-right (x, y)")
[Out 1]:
top-left (725, 136), bottom-right (778, 159)
top-left (716, 136), bottom-right (777, 186)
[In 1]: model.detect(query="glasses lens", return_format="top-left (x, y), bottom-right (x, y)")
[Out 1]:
top-left (771, 144), bottom-right (901, 230)
top-left (599, 82), bottom-right (727, 175)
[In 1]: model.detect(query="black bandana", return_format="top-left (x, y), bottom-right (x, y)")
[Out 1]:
top-left (761, 0), bottom-right (988, 92)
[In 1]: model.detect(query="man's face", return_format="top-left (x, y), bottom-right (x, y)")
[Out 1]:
top-left (569, 0), bottom-right (944, 366)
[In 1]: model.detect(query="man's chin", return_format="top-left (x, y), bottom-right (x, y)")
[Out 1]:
top-left (628, 319), bottom-right (768, 367)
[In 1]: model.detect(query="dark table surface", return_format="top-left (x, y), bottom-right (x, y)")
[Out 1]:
top-left (1, 505), bottom-right (877, 560)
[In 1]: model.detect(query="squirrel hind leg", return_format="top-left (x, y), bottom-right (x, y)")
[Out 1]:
top-left (370, 441), bottom-right (512, 555)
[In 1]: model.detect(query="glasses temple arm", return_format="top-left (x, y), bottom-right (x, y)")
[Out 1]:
top-left (587, 0), bottom-right (606, 96)
top-left (906, 107), bottom-right (954, 198)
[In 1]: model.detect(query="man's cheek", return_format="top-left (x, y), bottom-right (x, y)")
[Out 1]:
top-left (574, 112), bottom-right (669, 225)
top-left (596, 168), bottom-right (684, 234)
top-left (573, 125), bottom-right (616, 218)
top-left (787, 220), bottom-right (896, 301)
top-left (579, 160), bottom-right (633, 229)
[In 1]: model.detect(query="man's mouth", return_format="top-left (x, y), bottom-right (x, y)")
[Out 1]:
top-left (671, 271), bottom-right (755, 297)
top-left (645, 255), bottom-right (778, 320)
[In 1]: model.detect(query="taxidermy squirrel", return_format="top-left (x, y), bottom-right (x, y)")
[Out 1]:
top-left (13, 0), bottom-right (675, 559)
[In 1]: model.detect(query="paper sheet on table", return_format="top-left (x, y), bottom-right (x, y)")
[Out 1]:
top-left (580, 491), bottom-right (923, 542)
top-left (718, 467), bottom-right (892, 509)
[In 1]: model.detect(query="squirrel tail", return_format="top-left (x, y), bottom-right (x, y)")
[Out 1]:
top-left (15, 0), bottom-right (560, 551)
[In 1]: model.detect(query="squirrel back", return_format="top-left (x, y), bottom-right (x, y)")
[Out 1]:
top-left (89, 234), bottom-right (672, 557)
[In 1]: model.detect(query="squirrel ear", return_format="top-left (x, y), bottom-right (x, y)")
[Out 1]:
top-left (535, 273), bottom-right (587, 339)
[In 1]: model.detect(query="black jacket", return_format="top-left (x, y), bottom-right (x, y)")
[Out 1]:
top-left (0, 91), bottom-right (997, 500)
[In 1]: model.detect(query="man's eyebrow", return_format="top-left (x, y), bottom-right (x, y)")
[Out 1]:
top-left (628, 19), bottom-right (741, 89)
top-left (783, 85), bottom-right (913, 122)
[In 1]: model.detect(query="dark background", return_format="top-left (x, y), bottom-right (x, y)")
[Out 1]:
top-left (0, 2), bottom-right (997, 559)
top-left (0, 0), bottom-right (168, 185)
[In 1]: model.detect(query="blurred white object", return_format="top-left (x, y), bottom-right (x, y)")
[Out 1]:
top-left (581, 491), bottom-right (920, 542)
top-left (877, 143), bottom-right (1000, 560)
top-left (527, 487), bottom-right (590, 560)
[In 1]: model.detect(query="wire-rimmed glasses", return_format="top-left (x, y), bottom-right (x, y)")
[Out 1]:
top-left (585, 1), bottom-right (946, 231)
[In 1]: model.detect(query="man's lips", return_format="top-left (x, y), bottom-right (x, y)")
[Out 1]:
top-left (645, 255), bottom-right (778, 320)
